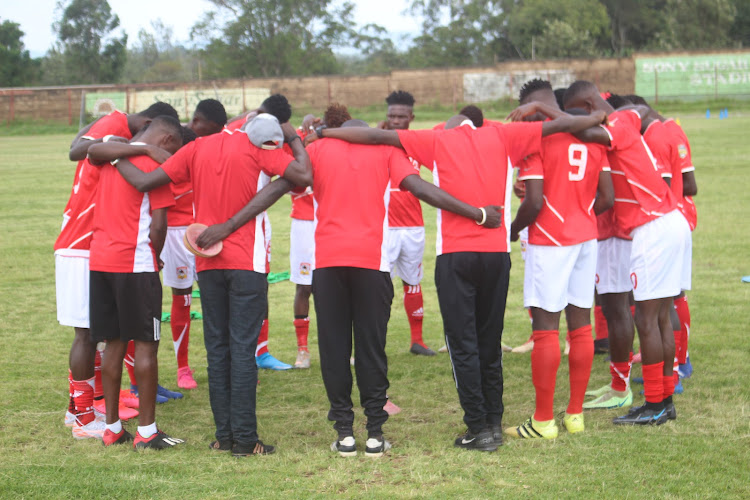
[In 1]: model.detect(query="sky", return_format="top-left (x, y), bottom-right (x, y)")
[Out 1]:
top-left (1, 0), bottom-right (421, 58)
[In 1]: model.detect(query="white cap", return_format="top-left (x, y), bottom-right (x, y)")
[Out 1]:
top-left (245, 113), bottom-right (283, 150)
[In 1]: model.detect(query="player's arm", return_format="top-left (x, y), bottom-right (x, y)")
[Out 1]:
top-left (69, 133), bottom-right (128, 161)
top-left (541, 111), bottom-right (607, 137)
top-left (682, 171), bottom-right (697, 196)
top-left (594, 171), bottom-right (614, 215)
top-left (87, 143), bottom-right (171, 166)
top-left (115, 159), bottom-right (172, 192)
top-left (150, 207), bottom-right (169, 263)
top-left (509, 179), bottom-right (543, 241)
top-left (318, 127), bottom-right (403, 149)
top-left (280, 122), bottom-right (313, 187)
top-left (195, 177), bottom-right (295, 249)
top-left (572, 125), bottom-right (611, 146)
top-left (399, 175), bottom-right (502, 228)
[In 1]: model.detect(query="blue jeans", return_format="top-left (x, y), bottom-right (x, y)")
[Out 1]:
top-left (198, 269), bottom-right (266, 445)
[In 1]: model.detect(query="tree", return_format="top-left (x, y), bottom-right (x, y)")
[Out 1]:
top-left (535, 20), bottom-right (600, 59)
top-left (193, 0), bottom-right (366, 78)
top-left (53, 0), bottom-right (127, 84)
top-left (657, 0), bottom-right (736, 50)
top-left (0, 20), bottom-right (37, 86)
top-left (122, 20), bottom-right (197, 83)
top-left (730, 0), bottom-right (750, 46)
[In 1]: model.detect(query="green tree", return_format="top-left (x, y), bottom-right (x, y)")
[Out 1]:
top-left (657, 0), bottom-right (736, 50)
top-left (122, 20), bottom-right (198, 83)
top-left (730, 0), bottom-right (750, 46)
top-left (194, 0), bottom-right (364, 78)
top-left (53, 0), bottom-right (127, 84)
top-left (0, 19), bottom-right (37, 86)
top-left (535, 20), bottom-right (600, 58)
top-left (599, 0), bottom-right (666, 55)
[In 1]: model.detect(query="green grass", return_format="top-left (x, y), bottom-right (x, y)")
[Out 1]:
top-left (0, 115), bottom-right (749, 499)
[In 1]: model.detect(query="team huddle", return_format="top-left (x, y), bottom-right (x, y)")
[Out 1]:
top-left (55, 79), bottom-right (696, 456)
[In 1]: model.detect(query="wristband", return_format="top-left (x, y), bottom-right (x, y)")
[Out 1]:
top-left (102, 135), bottom-right (113, 143)
top-left (315, 125), bottom-right (327, 138)
top-left (475, 207), bottom-right (487, 226)
top-left (286, 134), bottom-right (301, 144)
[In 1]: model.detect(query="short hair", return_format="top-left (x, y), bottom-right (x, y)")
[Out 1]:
top-left (323, 102), bottom-right (352, 129)
top-left (261, 94), bottom-right (292, 124)
top-left (182, 125), bottom-right (197, 144)
top-left (385, 90), bottom-right (415, 107)
top-left (518, 78), bottom-right (552, 104)
top-left (149, 115), bottom-right (183, 146)
top-left (195, 99), bottom-right (227, 126)
top-left (553, 88), bottom-right (567, 109)
top-left (606, 94), bottom-right (632, 109)
top-left (138, 102), bottom-right (179, 120)
top-left (563, 80), bottom-right (597, 107)
top-left (341, 119), bottom-right (369, 128)
top-left (459, 105), bottom-right (484, 128)
top-left (625, 94), bottom-right (649, 106)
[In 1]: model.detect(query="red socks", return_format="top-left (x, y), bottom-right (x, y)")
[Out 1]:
top-left (68, 371), bottom-right (75, 415)
top-left (171, 294), bottom-right (191, 369)
top-left (125, 340), bottom-right (137, 386)
top-left (642, 362), bottom-right (665, 404)
top-left (673, 329), bottom-right (682, 386)
top-left (403, 284), bottom-right (425, 347)
top-left (256, 319), bottom-right (269, 357)
top-left (94, 347), bottom-right (104, 399)
top-left (531, 330), bottom-right (561, 422)
top-left (294, 317), bottom-right (309, 351)
top-left (567, 325), bottom-right (594, 414)
top-left (594, 305), bottom-right (608, 340)
top-left (72, 377), bottom-right (95, 425)
top-left (610, 351), bottom-right (633, 392)
top-left (674, 295), bottom-right (691, 364)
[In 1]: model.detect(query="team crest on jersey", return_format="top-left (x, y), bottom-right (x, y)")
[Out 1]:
top-left (300, 263), bottom-right (311, 276)
top-left (678, 144), bottom-right (688, 159)
top-left (176, 266), bottom-right (188, 280)
top-left (630, 272), bottom-right (638, 290)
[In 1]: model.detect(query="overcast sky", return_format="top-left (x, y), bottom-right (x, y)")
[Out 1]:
top-left (1, 0), bottom-right (421, 57)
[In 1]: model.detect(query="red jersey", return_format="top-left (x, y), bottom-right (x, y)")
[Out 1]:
top-left (225, 116), bottom-right (248, 131)
top-left (517, 135), bottom-right (609, 246)
top-left (398, 122), bottom-right (542, 255)
top-left (283, 129), bottom-right (314, 221)
top-left (168, 181), bottom-right (195, 227)
top-left (308, 138), bottom-right (419, 271)
top-left (388, 156), bottom-right (424, 227)
top-left (54, 111), bottom-right (132, 257)
top-left (663, 119), bottom-right (697, 230)
top-left (161, 129), bottom-right (294, 273)
top-left (89, 156), bottom-right (174, 273)
top-left (602, 110), bottom-right (677, 235)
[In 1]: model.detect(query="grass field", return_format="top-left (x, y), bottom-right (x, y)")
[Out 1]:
top-left (1, 110), bottom-right (749, 499)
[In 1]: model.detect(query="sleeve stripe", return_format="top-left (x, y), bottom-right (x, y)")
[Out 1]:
top-left (517, 175), bottom-right (544, 181)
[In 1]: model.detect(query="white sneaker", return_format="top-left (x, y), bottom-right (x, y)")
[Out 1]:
top-left (64, 411), bottom-right (76, 427)
top-left (365, 437), bottom-right (391, 457)
top-left (438, 345), bottom-right (448, 353)
top-left (294, 349), bottom-right (311, 369)
top-left (72, 418), bottom-right (106, 440)
top-left (331, 436), bottom-right (356, 457)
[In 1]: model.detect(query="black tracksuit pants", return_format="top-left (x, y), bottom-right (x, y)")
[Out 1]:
top-left (312, 267), bottom-right (394, 437)
top-left (435, 252), bottom-right (511, 434)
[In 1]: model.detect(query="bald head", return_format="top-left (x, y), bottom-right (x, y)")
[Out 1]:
top-left (341, 119), bottom-right (369, 128)
top-left (563, 80), bottom-right (611, 114)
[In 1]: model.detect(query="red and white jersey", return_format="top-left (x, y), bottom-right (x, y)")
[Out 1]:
top-left (398, 121), bottom-right (542, 255)
top-left (517, 134), bottom-right (609, 246)
top-left (54, 111), bottom-right (132, 257)
top-left (89, 155), bottom-right (174, 273)
top-left (283, 128), bottom-right (314, 221)
top-left (162, 129), bottom-right (294, 273)
top-left (388, 156), bottom-right (424, 227)
top-left (167, 180), bottom-right (195, 227)
top-left (225, 116), bottom-right (248, 131)
top-left (663, 119), bottom-right (698, 230)
top-left (602, 109), bottom-right (677, 235)
top-left (307, 138), bottom-right (419, 271)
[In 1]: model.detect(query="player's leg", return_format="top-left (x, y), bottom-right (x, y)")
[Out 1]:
top-left (436, 253), bottom-right (496, 452)
top-left (351, 268), bottom-right (394, 456)
top-left (593, 291), bottom-right (609, 354)
top-left (674, 292), bottom-right (692, 377)
top-left (398, 228), bottom-right (432, 355)
top-left (256, 281), bottom-right (292, 370)
top-left (313, 267), bottom-right (357, 456)
top-left (293, 284), bottom-right (313, 368)
top-left (289, 218), bottom-right (315, 369)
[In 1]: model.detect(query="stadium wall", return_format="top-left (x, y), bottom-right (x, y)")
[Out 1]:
top-left (1, 51), bottom-right (747, 124)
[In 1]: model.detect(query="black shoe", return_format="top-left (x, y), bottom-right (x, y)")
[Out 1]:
top-left (410, 343), bottom-right (436, 356)
top-left (593, 338), bottom-right (609, 354)
top-left (454, 429), bottom-right (497, 452)
top-left (365, 436), bottom-right (391, 457)
top-left (665, 402), bottom-right (677, 420)
top-left (133, 430), bottom-right (185, 450)
top-left (209, 439), bottom-right (233, 451)
top-left (490, 425), bottom-right (504, 446)
top-left (331, 435), bottom-right (357, 457)
top-left (612, 404), bottom-right (668, 426)
top-left (232, 440), bottom-right (275, 456)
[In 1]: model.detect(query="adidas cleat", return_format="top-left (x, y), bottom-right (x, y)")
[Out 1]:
top-left (583, 389), bottom-right (633, 410)
top-left (563, 413), bottom-right (584, 434)
top-left (134, 430), bottom-right (185, 450)
top-left (505, 417), bottom-right (558, 439)
top-left (612, 404), bottom-right (668, 426)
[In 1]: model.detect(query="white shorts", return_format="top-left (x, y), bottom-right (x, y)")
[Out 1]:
top-left (290, 219), bottom-right (315, 286)
top-left (161, 226), bottom-right (197, 289)
top-left (55, 254), bottom-right (90, 328)
top-left (630, 210), bottom-right (692, 301)
top-left (519, 226), bottom-right (529, 261)
top-left (524, 240), bottom-right (597, 312)
top-left (680, 215), bottom-right (693, 292)
top-left (386, 227), bottom-right (425, 285)
top-left (596, 237), bottom-right (633, 295)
